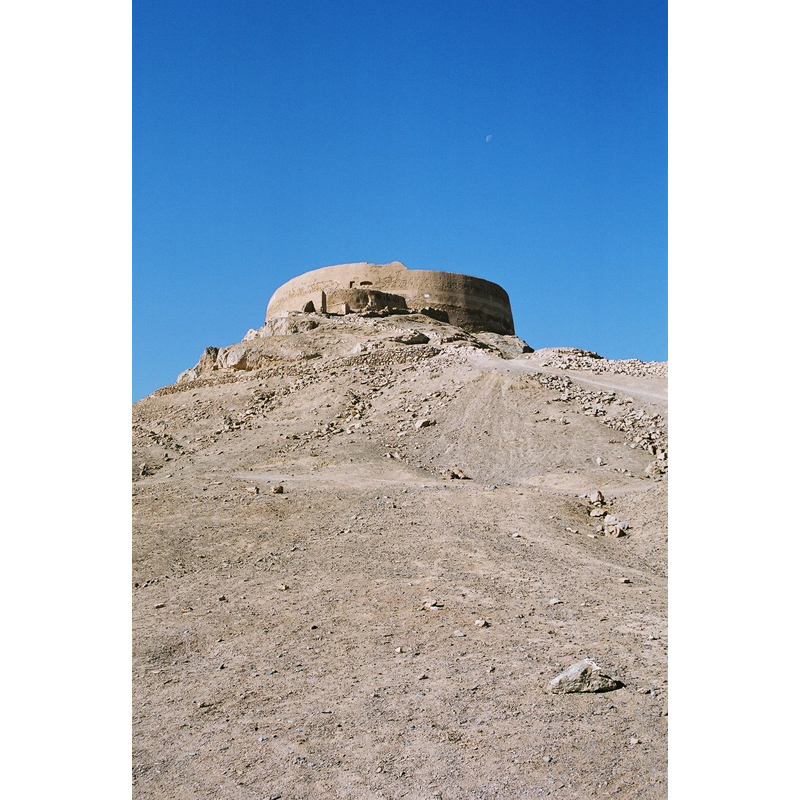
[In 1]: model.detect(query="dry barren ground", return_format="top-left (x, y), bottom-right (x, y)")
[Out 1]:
top-left (133, 313), bottom-right (667, 799)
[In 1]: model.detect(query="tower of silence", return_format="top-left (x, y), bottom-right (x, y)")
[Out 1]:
top-left (265, 261), bottom-right (515, 336)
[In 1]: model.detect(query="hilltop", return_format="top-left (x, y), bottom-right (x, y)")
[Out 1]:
top-left (133, 310), bottom-right (667, 799)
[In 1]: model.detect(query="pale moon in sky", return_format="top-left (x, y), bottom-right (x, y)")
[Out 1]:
top-left (485, 134), bottom-right (493, 142)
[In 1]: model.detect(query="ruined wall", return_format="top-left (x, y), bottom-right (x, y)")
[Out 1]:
top-left (265, 262), bottom-right (515, 335)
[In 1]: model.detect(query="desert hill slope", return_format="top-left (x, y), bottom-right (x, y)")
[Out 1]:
top-left (133, 311), bottom-right (667, 799)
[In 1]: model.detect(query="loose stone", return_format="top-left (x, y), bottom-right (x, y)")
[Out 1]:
top-left (549, 659), bottom-right (622, 693)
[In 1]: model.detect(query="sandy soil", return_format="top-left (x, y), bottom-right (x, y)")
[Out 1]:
top-left (133, 313), bottom-right (667, 799)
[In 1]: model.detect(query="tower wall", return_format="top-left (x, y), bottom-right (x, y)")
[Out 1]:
top-left (265, 262), bottom-right (515, 335)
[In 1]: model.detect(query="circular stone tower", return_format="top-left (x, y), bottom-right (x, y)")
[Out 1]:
top-left (266, 262), bottom-right (515, 335)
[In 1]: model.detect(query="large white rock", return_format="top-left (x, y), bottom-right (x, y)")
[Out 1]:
top-left (549, 659), bottom-right (621, 693)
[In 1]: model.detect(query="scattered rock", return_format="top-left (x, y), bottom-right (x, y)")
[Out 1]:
top-left (549, 659), bottom-right (622, 693)
top-left (453, 630), bottom-right (466, 637)
top-left (472, 332), bottom-right (534, 358)
top-left (415, 418), bottom-right (435, 430)
top-left (263, 316), bottom-right (319, 336)
top-left (245, 486), bottom-right (259, 494)
top-left (604, 516), bottom-right (629, 537)
top-left (549, 598), bottom-right (563, 605)
top-left (474, 619), bottom-right (488, 627)
top-left (394, 330), bottom-right (430, 345)
top-left (271, 484), bottom-right (284, 494)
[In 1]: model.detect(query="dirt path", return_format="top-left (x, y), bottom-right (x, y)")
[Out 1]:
top-left (470, 352), bottom-right (667, 408)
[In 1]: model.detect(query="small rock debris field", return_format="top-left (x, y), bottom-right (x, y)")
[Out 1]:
top-left (133, 312), bottom-right (668, 800)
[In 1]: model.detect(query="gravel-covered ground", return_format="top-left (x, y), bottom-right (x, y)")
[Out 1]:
top-left (133, 313), bottom-right (667, 799)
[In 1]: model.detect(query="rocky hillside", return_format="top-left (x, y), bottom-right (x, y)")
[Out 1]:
top-left (133, 311), bottom-right (668, 799)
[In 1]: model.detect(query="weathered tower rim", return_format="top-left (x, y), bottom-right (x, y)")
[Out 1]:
top-left (266, 261), bottom-right (515, 336)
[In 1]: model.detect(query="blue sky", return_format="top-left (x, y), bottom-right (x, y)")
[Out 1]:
top-left (134, 0), bottom-right (667, 401)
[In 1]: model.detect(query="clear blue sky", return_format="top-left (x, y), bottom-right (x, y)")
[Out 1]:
top-left (134, 0), bottom-right (667, 401)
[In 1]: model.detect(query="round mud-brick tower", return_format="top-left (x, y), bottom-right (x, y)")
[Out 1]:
top-left (266, 262), bottom-right (515, 335)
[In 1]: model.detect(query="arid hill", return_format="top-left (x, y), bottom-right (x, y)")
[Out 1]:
top-left (133, 310), bottom-right (667, 799)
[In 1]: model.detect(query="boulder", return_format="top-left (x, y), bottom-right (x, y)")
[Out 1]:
top-left (603, 516), bottom-right (629, 537)
top-left (549, 659), bottom-right (622, 693)
top-left (177, 346), bottom-right (219, 383)
top-left (263, 316), bottom-right (320, 337)
top-left (394, 330), bottom-right (430, 345)
top-left (472, 332), bottom-right (534, 358)
top-left (217, 344), bottom-right (251, 370)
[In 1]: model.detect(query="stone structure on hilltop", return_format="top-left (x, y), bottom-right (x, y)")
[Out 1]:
top-left (266, 261), bottom-right (515, 335)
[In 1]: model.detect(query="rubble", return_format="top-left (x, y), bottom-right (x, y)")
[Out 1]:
top-left (536, 371), bottom-right (668, 471)
top-left (530, 347), bottom-right (667, 378)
